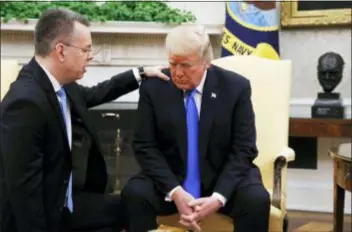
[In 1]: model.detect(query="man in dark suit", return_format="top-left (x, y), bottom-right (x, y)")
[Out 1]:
top-left (0, 9), bottom-right (168, 232)
top-left (121, 25), bottom-right (270, 232)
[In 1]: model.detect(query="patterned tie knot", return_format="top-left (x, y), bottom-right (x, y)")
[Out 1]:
top-left (57, 87), bottom-right (67, 99)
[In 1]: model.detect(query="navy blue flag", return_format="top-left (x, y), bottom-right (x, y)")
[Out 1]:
top-left (221, 1), bottom-right (280, 59)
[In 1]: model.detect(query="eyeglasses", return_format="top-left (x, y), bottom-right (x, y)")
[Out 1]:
top-left (61, 42), bottom-right (93, 55)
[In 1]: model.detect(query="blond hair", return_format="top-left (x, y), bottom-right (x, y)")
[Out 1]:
top-left (165, 25), bottom-right (213, 62)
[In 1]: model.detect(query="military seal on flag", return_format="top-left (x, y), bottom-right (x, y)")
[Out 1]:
top-left (221, 1), bottom-right (280, 59)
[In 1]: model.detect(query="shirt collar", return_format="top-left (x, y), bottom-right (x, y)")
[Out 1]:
top-left (195, 70), bottom-right (207, 94)
top-left (35, 58), bottom-right (62, 93)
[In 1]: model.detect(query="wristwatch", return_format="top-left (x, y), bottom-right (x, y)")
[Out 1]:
top-left (138, 67), bottom-right (146, 80)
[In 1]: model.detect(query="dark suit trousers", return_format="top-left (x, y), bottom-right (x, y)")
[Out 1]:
top-left (59, 192), bottom-right (126, 232)
top-left (121, 176), bottom-right (270, 232)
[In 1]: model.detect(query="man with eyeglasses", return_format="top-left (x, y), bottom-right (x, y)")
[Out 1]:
top-left (0, 8), bottom-right (168, 232)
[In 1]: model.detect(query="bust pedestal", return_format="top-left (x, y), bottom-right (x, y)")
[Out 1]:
top-left (311, 92), bottom-right (344, 118)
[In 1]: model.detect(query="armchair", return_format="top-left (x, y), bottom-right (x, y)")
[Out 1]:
top-left (157, 55), bottom-right (295, 232)
top-left (1, 59), bottom-right (20, 101)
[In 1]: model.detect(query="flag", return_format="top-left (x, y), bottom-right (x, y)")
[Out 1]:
top-left (221, 1), bottom-right (280, 59)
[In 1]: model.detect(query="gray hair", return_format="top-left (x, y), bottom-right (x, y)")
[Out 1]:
top-left (34, 8), bottom-right (90, 57)
top-left (165, 25), bottom-right (213, 62)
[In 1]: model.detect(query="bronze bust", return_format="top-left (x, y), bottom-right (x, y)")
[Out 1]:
top-left (317, 52), bottom-right (345, 93)
top-left (312, 52), bottom-right (345, 118)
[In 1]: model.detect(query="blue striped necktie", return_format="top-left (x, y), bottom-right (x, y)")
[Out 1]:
top-left (183, 89), bottom-right (201, 198)
top-left (57, 87), bottom-right (73, 212)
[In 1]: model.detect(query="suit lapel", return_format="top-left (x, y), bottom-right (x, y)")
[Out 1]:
top-left (199, 67), bottom-right (219, 158)
top-left (64, 85), bottom-right (101, 151)
top-left (30, 58), bottom-right (70, 150)
top-left (169, 81), bottom-right (188, 163)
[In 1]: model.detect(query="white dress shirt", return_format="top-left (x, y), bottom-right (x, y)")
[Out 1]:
top-left (166, 71), bottom-right (227, 206)
top-left (37, 61), bottom-right (72, 149)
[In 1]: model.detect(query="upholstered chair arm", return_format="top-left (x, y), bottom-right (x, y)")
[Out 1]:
top-left (272, 147), bottom-right (295, 210)
top-left (278, 147), bottom-right (295, 162)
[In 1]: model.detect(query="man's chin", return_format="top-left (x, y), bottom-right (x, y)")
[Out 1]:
top-left (174, 82), bottom-right (193, 90)
top-left (66, 74), bottom-right (84, 83)
top-left (76, 72), bottom-right (85, 80)
top-left (177, 85), bottom-right (190, 91)
top-left (77, 69), bottom-right (87, 79)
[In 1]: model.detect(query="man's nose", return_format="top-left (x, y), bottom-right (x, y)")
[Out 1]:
top-left (87, 52), bottom-right (93, 62)
top-left (174, 66), bottom-right (184, 76)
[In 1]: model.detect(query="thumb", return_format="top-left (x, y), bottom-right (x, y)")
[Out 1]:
top-left (188, 198), bottom-right (205, 207)
top-left (159, 72), bottom-right (170, 81)
top-left (157, 64), bottom-right (170, 81)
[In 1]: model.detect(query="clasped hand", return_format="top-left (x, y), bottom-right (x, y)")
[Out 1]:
top-left (172, 188), bottom-right (222, 232)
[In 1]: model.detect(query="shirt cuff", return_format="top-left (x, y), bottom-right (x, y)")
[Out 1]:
top-left (212, 192), bottom-right (227, 206)
top-left (132, 68), bottom-right (142, 83)
top-left (165, 186), bottom-right (182, 202)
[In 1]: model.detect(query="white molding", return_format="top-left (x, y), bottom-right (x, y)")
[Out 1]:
top-left (0, 19), bottom-right (223, 35)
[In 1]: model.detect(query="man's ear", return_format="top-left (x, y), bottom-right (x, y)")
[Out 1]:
top-left (55, 43), bottom-right (65, 62)
top-left (204, 61), bottom-right (211, 69)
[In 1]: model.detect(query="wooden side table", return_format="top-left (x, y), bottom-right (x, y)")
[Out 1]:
top-left (289, 118), bottom-right (352, 138)
top-left (329, 144), bottom-right (352, 232)
top-left (289, 118), bottom-right (352, 169)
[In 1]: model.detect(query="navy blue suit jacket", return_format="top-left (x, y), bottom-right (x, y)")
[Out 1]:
top-left (0, 58), bottom-right (139, 232)
top-left (132, 65), bottom-right (263, 201)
